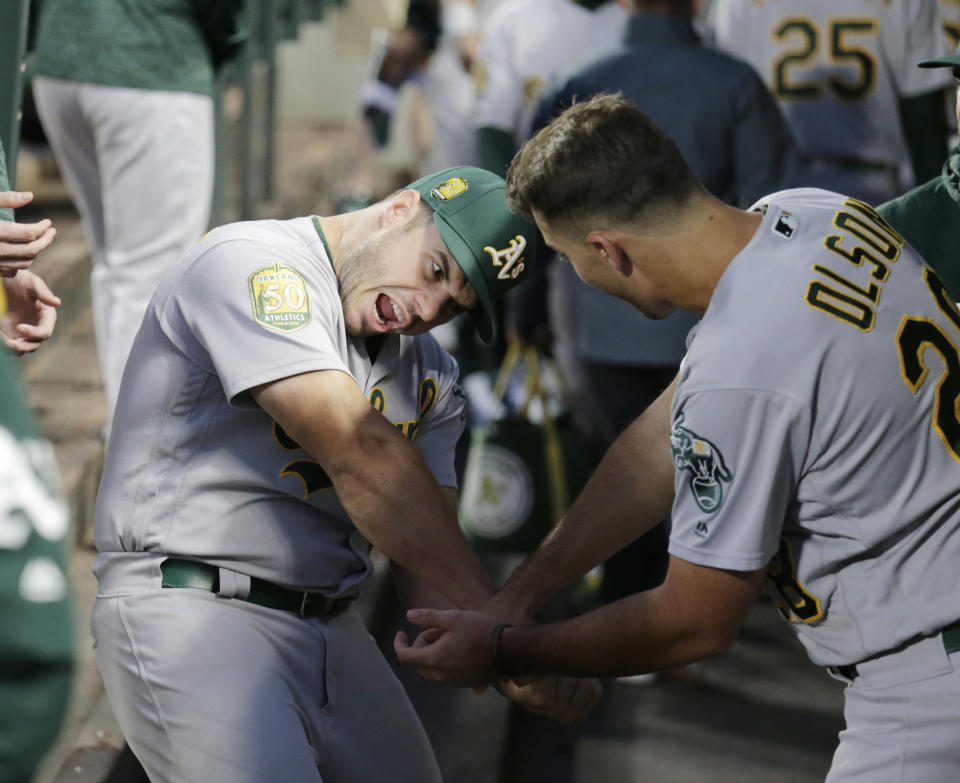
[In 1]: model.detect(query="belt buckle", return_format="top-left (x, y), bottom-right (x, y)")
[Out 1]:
top-left (299, 591), bottom-right (311, 618)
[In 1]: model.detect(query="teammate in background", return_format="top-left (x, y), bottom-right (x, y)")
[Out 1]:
top-left (417, 1), bottom-right (484, 175)
top-left (510, 0), bottom-right (800, 605)
top-left (472, 0), bottom-right (628, 177)
top-left (396, 97), bottom-right (960, 782)
top-left (356, 0), bottom-right (442, 152)
top-left (879, 42), bottom-right (960, 295)
top-left (936, 0), bottom-right (960, 142)
top-left (707, 0), bottom-right (953, 205)
top-left (91, 166), bottom-right (601, 782)
top-left (336, 0), bottom-right (481, 210)
top-left (30, 0), bottom-right (245, 422)
top-left (466, 0), bottom-right (628, 377)
top-left (0, 139), bottom-right (73, 783)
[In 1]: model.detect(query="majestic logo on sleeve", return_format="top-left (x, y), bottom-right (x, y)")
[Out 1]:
top-left (670, 413), bottom-right (732, 513)
top-left (249, 263), bottom-right (311, 333)
top-left (484, 235), bottom-right (527, 281)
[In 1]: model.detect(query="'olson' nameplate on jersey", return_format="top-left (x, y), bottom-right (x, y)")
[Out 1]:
top-left (248, 263), bottom-right (312, 332)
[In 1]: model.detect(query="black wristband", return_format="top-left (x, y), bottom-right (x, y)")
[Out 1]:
top-left (489, 623), bottom-right (515, 677)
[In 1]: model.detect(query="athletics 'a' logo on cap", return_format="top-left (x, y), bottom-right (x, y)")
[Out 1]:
top-left (430, 176), bottom-right (468, 201)
top-left (484, 235), bottom-right (527, 281)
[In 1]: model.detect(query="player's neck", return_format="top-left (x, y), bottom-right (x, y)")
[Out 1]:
top-left (640, 200), bottom-right (762, 316)
top-left (317, 206), bottom-right (381, 279)
top-left (684, 204), bottom-right (763, 315)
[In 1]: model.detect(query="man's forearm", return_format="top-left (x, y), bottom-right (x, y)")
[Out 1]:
top-left (499, 558), bottom-right (765, 678)
top-left (493, 376), bottom-right (678, 618)
top-left (323, 410), bottom-right (493, 608)
top-left (254, 371), bottom-right (493, 609)
top-left (390, 487), bottom-right (489, 610)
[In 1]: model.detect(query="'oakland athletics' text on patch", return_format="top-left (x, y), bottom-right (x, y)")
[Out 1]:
top-left (670, 413), bottom-right (732, 514)
top-left (248, 263), bottom-right (311, 333)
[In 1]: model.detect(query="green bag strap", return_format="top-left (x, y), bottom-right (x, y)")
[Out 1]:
top-left (487, 341), bottom-right (570, 523)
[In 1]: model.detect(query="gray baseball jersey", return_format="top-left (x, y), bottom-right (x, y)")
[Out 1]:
top-left (93, 216), bottom-right (465, 596)
top-left (707, 0), bottom-right (952, 203)
top-left (668, 188), bottom-right (960, 668)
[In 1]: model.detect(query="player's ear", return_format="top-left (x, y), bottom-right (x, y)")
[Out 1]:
top-left (587, 231), bottom-right (630, 276)
top-left (381, 189), bottom-right (422, 228)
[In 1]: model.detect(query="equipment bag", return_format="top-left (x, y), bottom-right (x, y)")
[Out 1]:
top-left (459, 343), bottom-right (599, 552)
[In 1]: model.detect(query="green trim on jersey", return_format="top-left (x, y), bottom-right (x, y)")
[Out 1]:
top-left (312, 217), bottom-right (337, 276)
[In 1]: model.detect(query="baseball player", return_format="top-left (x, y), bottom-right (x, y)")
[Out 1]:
top-left (396, 97), bottom-right (960, 782)
top-left (707, 0), bottom-right (953, 205)
top-left (91, 165), bottom-right (601, 783)
top-left (473, 0), bottom-right (629, 175)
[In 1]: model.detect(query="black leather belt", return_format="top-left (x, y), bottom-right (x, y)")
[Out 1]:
top-left (160, 558), bottom-right (353, 619)
top-left (832, 620), bottom-right (960, 681)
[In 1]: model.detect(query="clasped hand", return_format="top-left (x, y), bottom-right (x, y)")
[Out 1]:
top-left (393, 602), bottom-right (602, 724)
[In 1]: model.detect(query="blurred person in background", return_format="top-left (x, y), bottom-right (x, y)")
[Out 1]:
top-left (707, 0), bottom-right (952, 206)
top-left (30, 0), bottom-right (245, 426)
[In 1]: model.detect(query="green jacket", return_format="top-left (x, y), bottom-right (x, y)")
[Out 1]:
top-left (31, 0), bottom-right (246, 97)
top-left (878, 147), bottom-right (960, 298)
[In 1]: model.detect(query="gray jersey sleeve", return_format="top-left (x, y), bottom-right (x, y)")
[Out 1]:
top-left (668, 387), bottom-right (810, 572)
top-left (156, 226), bottom-right (351, 408)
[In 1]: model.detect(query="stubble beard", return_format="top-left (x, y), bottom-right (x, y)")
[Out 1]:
top-left (338, 231), bottom-right (392, 336)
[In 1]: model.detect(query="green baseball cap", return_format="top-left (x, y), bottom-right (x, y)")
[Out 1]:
top-left (919, 41), bottom-right (960, 68)
top-left (407, 165), bottom-right (538, 343)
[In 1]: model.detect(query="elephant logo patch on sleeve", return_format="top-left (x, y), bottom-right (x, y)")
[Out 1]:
top-left (670, 413), bottom-right (732, 513)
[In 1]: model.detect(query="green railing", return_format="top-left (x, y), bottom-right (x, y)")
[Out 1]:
top-left (0, 0), bottom-right (31, 185)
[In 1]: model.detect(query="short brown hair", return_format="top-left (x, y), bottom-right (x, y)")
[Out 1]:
top-left (505, 94), bottom-right (702, 238)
